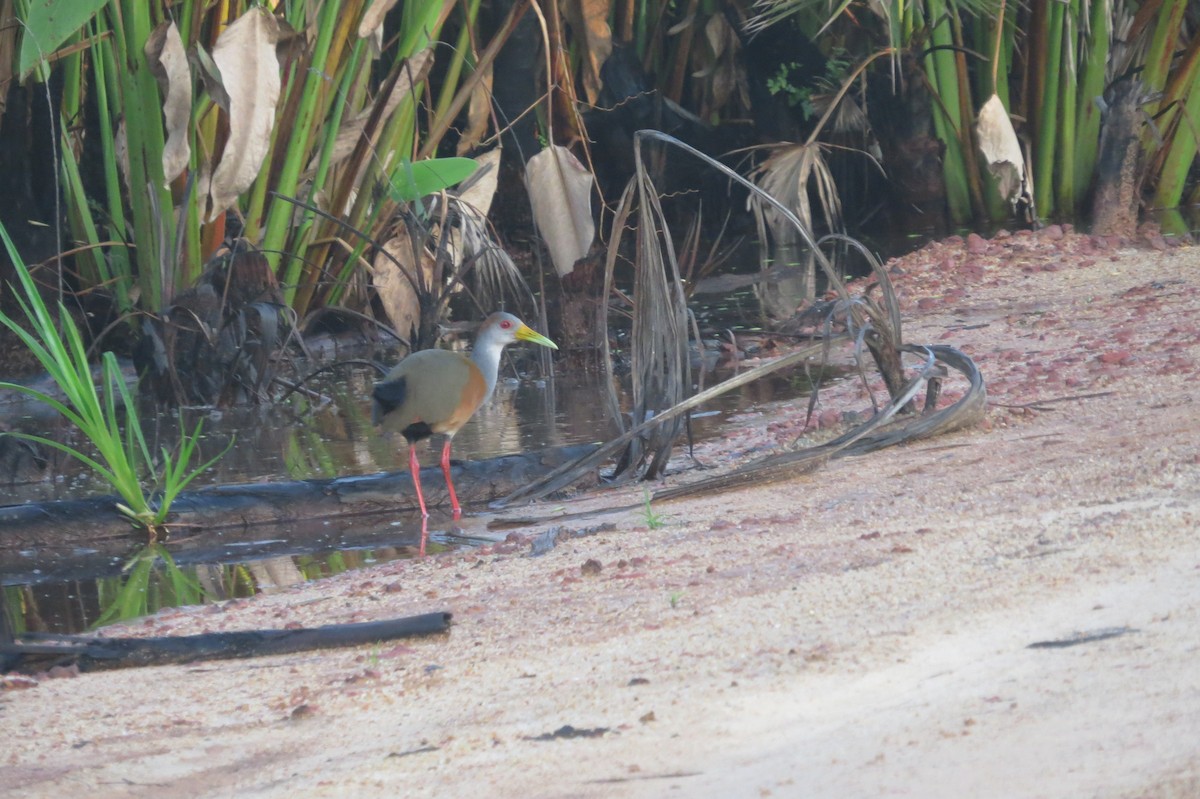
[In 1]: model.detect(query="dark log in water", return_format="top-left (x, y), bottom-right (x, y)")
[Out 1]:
top-left (0, 444), bottom-right (599, 585)
top-left (2, 611), bottom-right (452, 673)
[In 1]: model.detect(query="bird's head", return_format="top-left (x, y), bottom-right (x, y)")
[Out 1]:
top-left (481, 312), bottom-right (558, 350)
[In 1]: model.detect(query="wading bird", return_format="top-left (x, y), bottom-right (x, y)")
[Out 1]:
top-left (372, 312), bottom-right (557, 518)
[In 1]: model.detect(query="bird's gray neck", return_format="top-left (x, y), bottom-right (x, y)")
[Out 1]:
top-left (472, 343), bottom-right (502, 401)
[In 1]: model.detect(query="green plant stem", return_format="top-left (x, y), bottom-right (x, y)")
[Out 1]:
top-left (1056, 3), bottom-right (1079, 215)
top-left (262, 0), bottom-right (343, 304)
top-left (113, 0), bottom-right (175, 309)
top-left (90, 27), bottom-right (134, 308)
top-left (433, 0), bottom-right (483, 124)
top-left (1073, 0), bottom-right (1109, 204)
top-left (922, 0), bottom-right (972, 223)
top-left (291, 38), bottom-right (369, 286)
top-left (1033, 0), bottom-right (1065, 217)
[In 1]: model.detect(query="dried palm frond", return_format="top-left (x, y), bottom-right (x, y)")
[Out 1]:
top-left (601, 132), bottom-right (694, 482)
top-left (751, 141), bottom-right (843, 241)
top-left (455, 201), bottom-right (534, 314)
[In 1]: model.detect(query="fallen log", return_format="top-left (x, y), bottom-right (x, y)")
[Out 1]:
top-left (1, 611), bottom-right (452, 673)
top-left (0, 444), bottom-right (599, 585)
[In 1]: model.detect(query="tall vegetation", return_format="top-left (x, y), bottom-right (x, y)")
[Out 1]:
top-left (5, 0), bottom-right (1200, 365)
top-left (13, 0), bottom-right (505, 325)
top-left (750, 0), bottom-right (1200, 227)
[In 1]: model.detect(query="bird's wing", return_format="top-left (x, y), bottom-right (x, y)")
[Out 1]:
top-left (373, 350), bottom-right (475, 434)
top-left (371, 375), bottom-right (407, 426)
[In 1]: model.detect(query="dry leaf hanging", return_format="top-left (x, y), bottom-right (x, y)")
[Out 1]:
top-left (145, 21), bottom-right (192, 184)
top-left (358, 0), bottom-right (402, 39)
top-left (456, 62), bottom-right (493, 156)
top-left (373, 229), bottom-right (435, 344)
top-left (456, 147), bottom-right (501, 216)
top-left (563, 0), bottom-right (613, 105)
top-left (207, 8), bottom-right (282, 221)
top-left (525, 145), bottom-right (595, 277)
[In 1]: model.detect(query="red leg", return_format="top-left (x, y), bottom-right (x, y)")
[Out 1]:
top-left (440, 438), bottom-right (462, 518)
top-left (409, 444), bottom-right (429, 518)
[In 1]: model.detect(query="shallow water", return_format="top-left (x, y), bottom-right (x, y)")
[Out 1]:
top-left (1, 347), bottom-right (829, 634)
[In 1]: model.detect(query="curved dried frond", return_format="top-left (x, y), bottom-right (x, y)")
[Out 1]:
top-left (806, 86), bottom-right (870, 135)
top-left (494, 337), bottom-right (847, 507)
top-left (626, 135), bottom-right (691, 480)
top-left (651, 344), bottom-right (987, 502)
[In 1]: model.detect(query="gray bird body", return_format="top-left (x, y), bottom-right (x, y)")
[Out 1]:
top-left (371, 312), bottom-right (557, 517)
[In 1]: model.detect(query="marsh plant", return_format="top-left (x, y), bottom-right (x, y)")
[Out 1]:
top-left (0, 223), bottom-right (225, 539)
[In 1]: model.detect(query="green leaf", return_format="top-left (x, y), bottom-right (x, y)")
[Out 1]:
top-left (18, 0), bottom-right (108, 79)
top-left (387, 157), bottom-right (479, 202)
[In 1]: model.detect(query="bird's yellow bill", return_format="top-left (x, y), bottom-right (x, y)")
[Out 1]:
top-left (516, 324), bottom-right (558, 350)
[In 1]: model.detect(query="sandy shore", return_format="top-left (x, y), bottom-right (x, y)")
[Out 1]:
top-left (4, 230), bottom-right (1200, 798)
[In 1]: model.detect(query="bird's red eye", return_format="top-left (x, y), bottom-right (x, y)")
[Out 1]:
top-left (500, 320), bottom-right (512, 329)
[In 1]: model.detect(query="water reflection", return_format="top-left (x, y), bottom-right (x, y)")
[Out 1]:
top-left (2, 542), bottom-right (436, 636)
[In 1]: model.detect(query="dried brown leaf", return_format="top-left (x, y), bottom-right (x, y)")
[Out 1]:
top-left (358, 0), bottom-right (402, 39)
top-left (525, 145), bottom-right (595, 277)
top-left (374, 230), bottom-right (434, 341)
top-left (207, 8), bottom-right (282, 222)
top-left (700, 14), bottom-right (745, 113)
top-left (704, 13), bottom-right (730, 58)
top-left (563, 0), bottom-right (613, 104)
top-left (145, 21), bottom-right (192, 183)
top-left (114, 119), bottom-right (129, 191)
top-left (456, 147), bottom-right (500, 216)
top-left (456, 62), bottom-right (493, 155)
top-left (189, 43), bottom-right (230, 110)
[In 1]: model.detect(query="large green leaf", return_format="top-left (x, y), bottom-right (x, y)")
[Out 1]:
top-left (18, 0), bottom-right (107, 78)
top-left (387, 156), bottom-right (479, 202)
